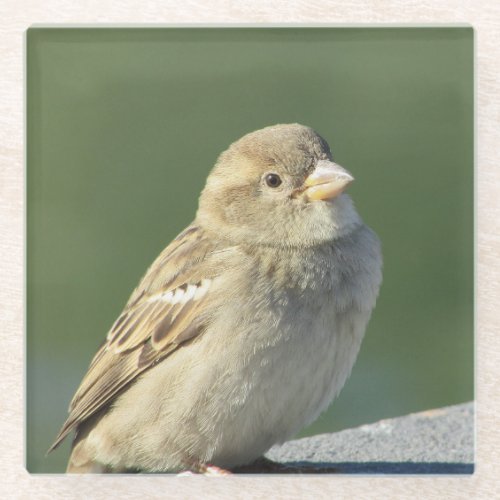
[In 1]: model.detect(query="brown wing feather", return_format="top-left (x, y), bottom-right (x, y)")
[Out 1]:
top-left (48, 224), bottom-right (229, 453)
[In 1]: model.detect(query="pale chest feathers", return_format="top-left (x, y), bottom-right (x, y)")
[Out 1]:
top-left (221, 228), bottom-right (382, 444)
top-left (250, 225), bottom-right (382, 320)
top-left (192, 230), bottom-right (382, 456)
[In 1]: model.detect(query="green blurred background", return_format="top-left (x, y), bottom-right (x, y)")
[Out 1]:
top-left (27, 27), bottom-right (473, 473)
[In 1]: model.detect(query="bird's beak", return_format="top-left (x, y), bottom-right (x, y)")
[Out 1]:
top-left (303, 160), bottom-right (354, 201)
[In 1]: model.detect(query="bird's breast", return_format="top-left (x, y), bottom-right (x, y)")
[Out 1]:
top-left (221, 234), bottom-right (381, 443)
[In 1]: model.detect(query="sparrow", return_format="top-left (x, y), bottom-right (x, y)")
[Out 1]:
top-left (49, 123), bottom-right (382, 473)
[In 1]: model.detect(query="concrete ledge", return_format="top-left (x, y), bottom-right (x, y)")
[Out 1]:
top-left (264, 402), bottom-right (474, 474)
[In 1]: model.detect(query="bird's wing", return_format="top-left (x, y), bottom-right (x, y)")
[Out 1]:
top-left (49, 224), bottom-right (239, 452)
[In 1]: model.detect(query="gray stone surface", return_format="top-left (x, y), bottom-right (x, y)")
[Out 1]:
top-left (264, 402), bottom-right (474, 474)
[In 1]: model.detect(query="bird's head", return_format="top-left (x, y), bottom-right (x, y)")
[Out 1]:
top-left (197, 123), bottom-right (362, 248)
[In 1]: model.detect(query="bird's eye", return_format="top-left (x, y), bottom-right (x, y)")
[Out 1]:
top-left (265, 173), bottom-right (282, 188)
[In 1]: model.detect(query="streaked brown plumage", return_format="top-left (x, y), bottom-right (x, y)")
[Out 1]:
top-left (50, 227), bottom-right (228, 452)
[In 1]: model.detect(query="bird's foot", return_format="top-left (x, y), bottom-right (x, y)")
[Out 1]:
top-left (177, 462), bottom-right (232, 476)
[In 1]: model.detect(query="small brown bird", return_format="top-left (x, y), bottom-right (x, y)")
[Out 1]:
top-left (49, 123), bottom-right (382, 473)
